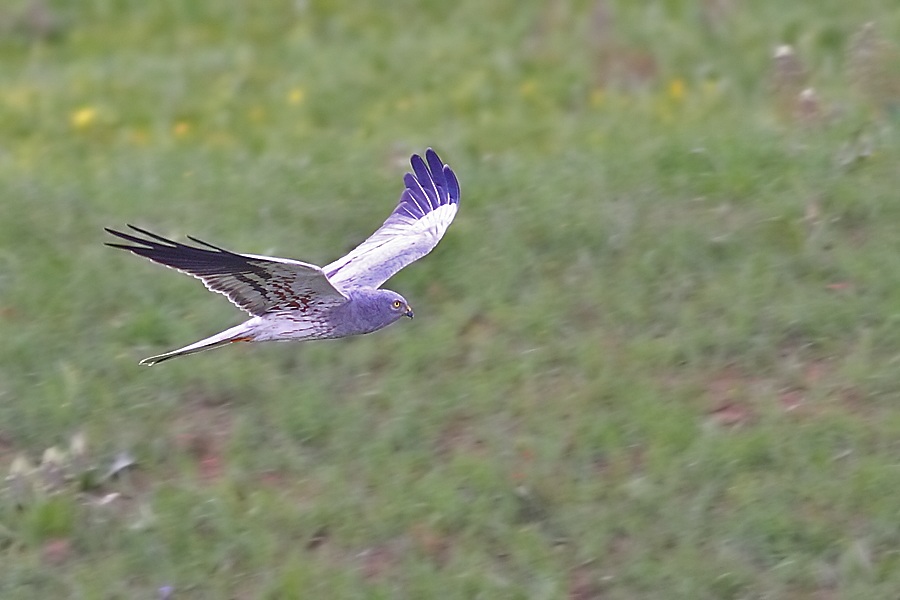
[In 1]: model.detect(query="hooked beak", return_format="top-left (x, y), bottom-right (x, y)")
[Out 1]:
top-left (405, 305), bottom-right (414, 319)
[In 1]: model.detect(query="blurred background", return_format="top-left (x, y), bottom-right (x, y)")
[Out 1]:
top-left (2, 0), bottom-right (900, 597)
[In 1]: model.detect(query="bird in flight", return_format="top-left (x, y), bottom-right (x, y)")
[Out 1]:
top-left (106, 149), bottom-right (460, 366)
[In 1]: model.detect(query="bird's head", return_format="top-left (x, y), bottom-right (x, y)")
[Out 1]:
top-left (351, 289), bottom-right (413, 331)
top-left (381, 290), bottom-right (414, 320)
top-left (347, 288), bottom-right (414, 334)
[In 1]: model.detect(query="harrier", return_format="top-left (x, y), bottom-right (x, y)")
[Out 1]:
top-left (106, 149), bottom-right (459, 365)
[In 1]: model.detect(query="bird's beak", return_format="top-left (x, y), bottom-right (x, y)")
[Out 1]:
top-left (405, 305), bottom-right (414, 319)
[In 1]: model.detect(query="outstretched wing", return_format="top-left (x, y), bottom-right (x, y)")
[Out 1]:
top-left (105, 225), bottom-right (348, 317)
top-left (324, 148), bottom-right (460, 289)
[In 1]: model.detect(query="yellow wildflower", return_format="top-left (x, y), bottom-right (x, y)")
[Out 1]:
top-left (70, 107), bottom-right (97, 129)
top-left (173, 121), bottom-right (190, 137)
top-left (668, 79), bottom-right (685, 101)
top-left (288, 88), bottom-right (305, 105)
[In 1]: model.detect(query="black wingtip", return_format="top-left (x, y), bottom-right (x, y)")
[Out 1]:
top-left (186, 235), bottom-right (235, 254)
top-left (104, 226), bottom-right (129, 239)
top-left (105, 225), bottom-right (164, 250)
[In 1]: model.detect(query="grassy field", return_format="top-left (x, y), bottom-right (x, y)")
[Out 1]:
top-left (2, 0), bottom-right (900, 597)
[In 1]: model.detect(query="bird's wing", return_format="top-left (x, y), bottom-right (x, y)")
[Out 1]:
top-left (323, 148), bottom-right (460, 290)
top-left (105, 225), bottom-right (348, 317)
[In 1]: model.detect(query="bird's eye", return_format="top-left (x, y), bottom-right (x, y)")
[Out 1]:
top-left (392, 300), bottom-right (403, 309)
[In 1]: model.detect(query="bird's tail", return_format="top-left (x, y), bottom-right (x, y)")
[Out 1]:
top-left (139, 323), bottom-right (256, 366)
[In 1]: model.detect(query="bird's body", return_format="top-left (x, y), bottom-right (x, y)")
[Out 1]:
top-left (106, 149), bottom-right (459, 365)
top-left (239, 288), bottom-right (415, 343)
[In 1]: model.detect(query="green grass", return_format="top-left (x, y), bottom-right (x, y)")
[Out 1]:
top-left (2, 0), bottom-right (900, 597)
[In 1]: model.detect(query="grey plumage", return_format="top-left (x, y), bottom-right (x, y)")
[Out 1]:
top-left (106, 149), bottom-right (459, 365)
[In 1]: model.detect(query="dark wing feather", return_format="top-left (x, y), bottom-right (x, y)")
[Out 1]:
top-left (106, 225), bottom-right (348, 316)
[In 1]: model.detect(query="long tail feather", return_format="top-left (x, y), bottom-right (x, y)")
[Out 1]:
top-left (140, 323), bottom-right (254, 366)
